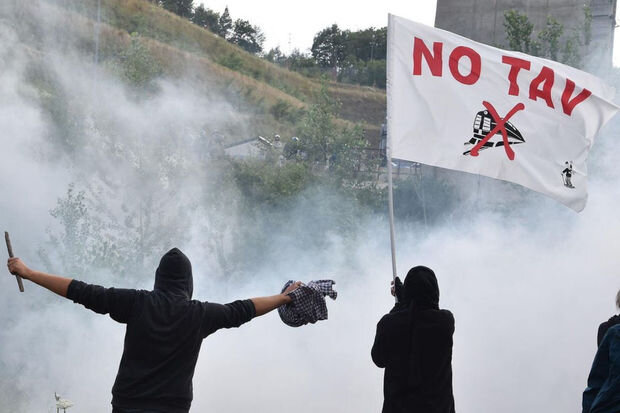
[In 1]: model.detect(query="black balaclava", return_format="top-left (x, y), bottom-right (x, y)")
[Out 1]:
top-left (154, 248), bottom-right (193, 299)
top-left (402, 265), bottom-right (439, 310)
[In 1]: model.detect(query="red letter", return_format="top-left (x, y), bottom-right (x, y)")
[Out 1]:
top-left (448, 46), bottom-right (481, 85)
top-left (529, 66), bottom-right (555, 109)
top-left (502, 56), bottom-right (531, 96)
top-left (413, 37), bottom-right (442, 77)
top-left (561, 78), bottom-right (592, 116)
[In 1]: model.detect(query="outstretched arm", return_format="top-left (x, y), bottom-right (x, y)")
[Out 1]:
top-left (8, 257), bottom-right (139, 323)
top-left (252, 281), bottom-right (301, 317)
top-left (7, 258), bottom-right (71, 298)
top-left (201, 281), bottom-right (302, 336)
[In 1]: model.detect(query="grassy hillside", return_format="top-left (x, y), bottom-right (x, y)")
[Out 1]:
top-left (16, 0), bottom-right (386, 142)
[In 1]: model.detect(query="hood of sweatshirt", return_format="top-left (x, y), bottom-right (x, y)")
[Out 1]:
top-left (154, 248), bottom-right (193, 299)
top-left (403, 265), bottom-right (440, 311)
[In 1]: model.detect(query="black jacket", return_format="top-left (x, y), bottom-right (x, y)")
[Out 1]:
top-left (66, 248), bottom-right (255, 412)
top-left (372, 267), bottom-right (455, 413)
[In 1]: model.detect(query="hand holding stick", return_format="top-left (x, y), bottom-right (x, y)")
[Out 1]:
top-left (5, 232), bottom-right (24, 292)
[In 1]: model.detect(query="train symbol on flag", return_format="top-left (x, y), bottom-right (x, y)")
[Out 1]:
top-left (463, 108), bottom-right (525, 156)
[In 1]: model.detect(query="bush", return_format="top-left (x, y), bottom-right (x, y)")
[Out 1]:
top-left (270, 99), bottom-right (291, 120)
top-left (216, 52), bottom-right (244, 71)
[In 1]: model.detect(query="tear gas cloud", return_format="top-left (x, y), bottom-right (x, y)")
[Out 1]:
top-left (1, 2), bottom-right (619, 412)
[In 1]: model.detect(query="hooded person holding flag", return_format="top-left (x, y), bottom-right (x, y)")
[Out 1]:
top-left (372, 266), bottom-right (455, 413)
top-left (7, 248), bottom-right (300, 413)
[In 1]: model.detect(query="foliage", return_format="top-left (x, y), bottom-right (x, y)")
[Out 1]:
top-left (231, 18), bottom-right (265, 55)
top-left (17, 0), bottom-right (392, 278)
top-left (39, 185), bottom-right (123, 275)
top-left (217, 6), bottom-right (233, 39)
top-left (191, 4), bottom-right (220, 32)
top-left (296, 81), bottom-right (367, 184)
top-left (270, 99), bottom-right (292, 120)
top-left (116, 32), bottom-right (163, 92)
top-left (286, 48), bottom-right (322, 78)
top-left (159, 0), bottom-right (193, 19)
top-left (216, 52), bottom-right (244, 71)
top-left (502, 9), bottom-right (588, 68)
top-left (231, 79), bottom-right (369, 216)
top-left (503, 9), bottom-right (534, 53)
top-left (298, 81), bottom-right (341, 164)
top-left (233, 161), bottom-right (312, 205)
top-left (311, 24), bottom-right (347, 69)
top-left (562, 33), bottom-right (582, 68)
top-left (264, 47), bottom-right (287, 65)
top-left (344, 27), bottom-right (387, 61)
top-left (537, 16), bottom-right (563, 60)
top-left (339, 58), bottom-right (386, 88)
top-left (265, 25), bottom-right (387, 88)
top-left (583, 5), bottom-right (592, 46)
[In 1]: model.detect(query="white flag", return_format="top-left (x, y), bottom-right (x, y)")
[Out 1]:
top-left (387, 14), bottom-right (619, 211)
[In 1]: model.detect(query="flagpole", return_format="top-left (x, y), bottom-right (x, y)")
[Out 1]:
top-left (386, 145), bottom-right (398, 284)
top-left (386, 14), bottom-right (398, 303)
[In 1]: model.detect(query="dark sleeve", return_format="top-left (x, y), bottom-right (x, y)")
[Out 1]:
top-left (201, 299), bottom-right (256, 337)
top-left (597, 321), bottom-right (608, 347)
top-left (582, 327), bottom-right (614, 412)
top-left (371, 316), bottom-right (389, 368)
top-left (66, 280), bottom-right (141, 324)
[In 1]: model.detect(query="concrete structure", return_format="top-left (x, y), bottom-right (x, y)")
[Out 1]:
top-left (435, 0), bottom-right (617, 70)
top-left (224, 136), bottom-right (273, 159)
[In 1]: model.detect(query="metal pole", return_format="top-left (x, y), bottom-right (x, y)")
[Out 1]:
top-left (386, 14), bottom-right (398, 302)
top-left (386, 147), bottom-right (398, 283)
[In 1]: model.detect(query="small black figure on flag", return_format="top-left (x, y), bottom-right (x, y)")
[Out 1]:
top-left (562, 161), bottom-right (575, 188)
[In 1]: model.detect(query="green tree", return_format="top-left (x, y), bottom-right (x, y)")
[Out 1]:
top-left (299, 83), bottom-right (339, 164)
top-left (339, 59), bottom-right (386, 88)
top-left (503, 10), bottom-right (534, 53)
top-left (298, 82), bottom-right (365, 178)
top-left (345, 27), bottom-right (387, 62)
top-left (562, 33), bottom-right (581, 68)
top-left (538, 16), bottom-right (563, 60)
top-left (192, 4), bottom-right (220, 32)
top-left (116, 33), bottom-right (163, 93)
top-left (231, 19), bottom-right (265, 54)
top-left (160, 0), bottom-right (194, 19)
top-left (502, 11), bottom-right (585, 68)
top-left (311, 24), bottom-right (347, 78)
top-left (217, 6), bottom-right (233, 39)
top-left (286, 49), bottom-right (321, 77)
top-left (264, 46), bottom-right (286, 65)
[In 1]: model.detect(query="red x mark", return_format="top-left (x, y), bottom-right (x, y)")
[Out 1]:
top-left (470, 101), bottom-right (525, 160)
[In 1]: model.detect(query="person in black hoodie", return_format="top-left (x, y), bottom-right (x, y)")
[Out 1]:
top-left (7, 248), bottom-right (300, 413)
top-left (597, 289), bottom-right (620, 346)
top-left (372, 266), bottom-right (455, 413)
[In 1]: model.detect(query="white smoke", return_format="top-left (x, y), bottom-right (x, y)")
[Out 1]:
top-left (1, 1), bottom-right (619, 413)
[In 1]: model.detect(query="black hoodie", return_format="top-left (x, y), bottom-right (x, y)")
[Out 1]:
top-left (67, 248), bottom-right (256, 412)
top-left (598, 314), bottom-right (620, 346)
top-left (371, 266), bottom-right (455, 413)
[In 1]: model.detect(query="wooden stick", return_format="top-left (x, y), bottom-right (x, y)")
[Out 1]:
top-left (5, 232), bottom-right (24, 292)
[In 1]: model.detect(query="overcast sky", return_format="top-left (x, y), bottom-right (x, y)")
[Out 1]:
top-left (196, 1), bottom-right (438, 54)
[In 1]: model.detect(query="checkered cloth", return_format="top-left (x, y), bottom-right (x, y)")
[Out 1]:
top-left (278, 280), bottom-right (337, 327)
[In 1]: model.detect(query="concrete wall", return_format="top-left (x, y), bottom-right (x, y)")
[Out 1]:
top-left (435, 0), bottom-right (617, 70)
